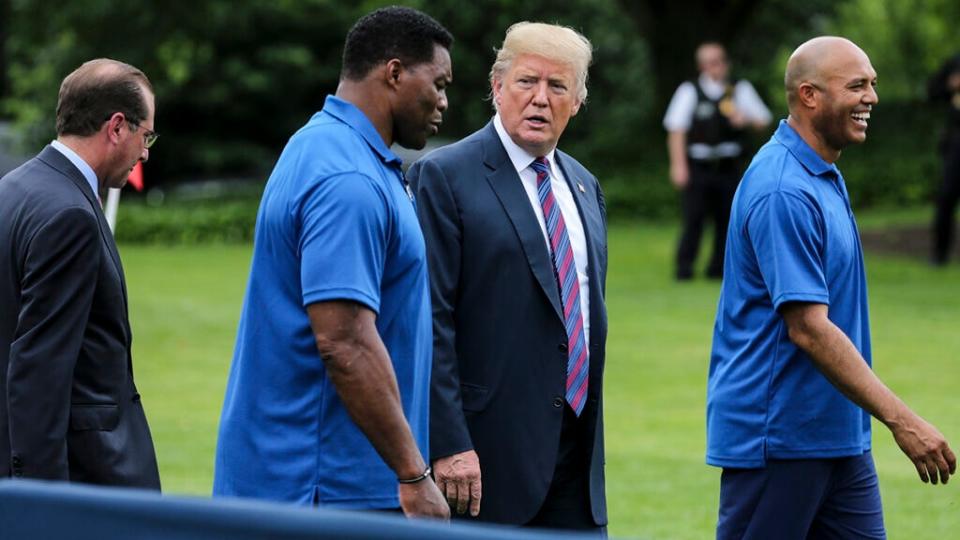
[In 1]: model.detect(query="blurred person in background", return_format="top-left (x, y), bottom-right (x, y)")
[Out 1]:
top-left (708, 37), bottom-right (955, 539)
top-left (663, 42), bottom-right (771, 280)
top-left (213, 6), bottom-right (451, 520)
top-left (409, 22), bottom-right (608, 533)
top-left (929, 52), bottom-right (960, 266)
top-left (0, 58), bottom-right (160, 488)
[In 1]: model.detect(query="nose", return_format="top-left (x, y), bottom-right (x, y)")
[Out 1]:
top-left (532, 81), bottom-right (549, 106)
top-left (437, 90), bottom-right (448, 112)
top-left (141, 147), bottom-right (150, 163)
top-left (865, 83), bottom-right (879, 105)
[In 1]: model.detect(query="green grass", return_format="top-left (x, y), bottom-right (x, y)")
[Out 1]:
top-left (120, 211), bottom-right (960, 538)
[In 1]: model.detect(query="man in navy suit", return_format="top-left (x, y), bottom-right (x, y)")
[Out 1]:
top-left (408, 22), bottom-right (607, 531)
top-left (0, 59), bottom-right (160, 488)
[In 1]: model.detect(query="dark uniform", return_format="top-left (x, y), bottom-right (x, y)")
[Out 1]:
top-left (676, 80), bottom-right (747, 279)
top-left (930, 54), bottom-right (960, 265)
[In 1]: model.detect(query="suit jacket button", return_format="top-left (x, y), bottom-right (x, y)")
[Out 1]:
top-left (552, 397), bottom-right (564, 408)
top-left (11, 456), bottom-right (22, 467)
top-left (558, 343), bottom-right (568, 353)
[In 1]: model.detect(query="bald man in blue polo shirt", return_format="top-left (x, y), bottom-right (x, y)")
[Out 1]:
top-left (708, 36), bottom-right (956, 539)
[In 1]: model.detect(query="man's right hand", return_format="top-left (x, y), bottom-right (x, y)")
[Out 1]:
top-left (432, 450), bottom-right (482, 516)
top-left (670, 162), bottom-right (689, 190)
top-left (889, 412), bottom-right (957, 485)
top-left (398, 477), bottom-right (450, 520)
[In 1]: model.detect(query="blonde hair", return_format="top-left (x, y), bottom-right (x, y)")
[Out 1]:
top-left (490, 22), bottom-right (593, 102)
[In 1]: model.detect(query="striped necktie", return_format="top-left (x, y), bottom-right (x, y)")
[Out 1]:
top-left (531, 157), bottom-right (588, 417)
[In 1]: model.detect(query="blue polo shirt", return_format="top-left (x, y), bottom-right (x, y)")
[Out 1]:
top-left (706, 120), bottom-right (872, 468)
top-left (213, 96), bottom-right (432, 508)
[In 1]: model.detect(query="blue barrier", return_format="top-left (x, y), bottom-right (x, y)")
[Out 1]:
top-left (0, 480), bottom-right (604, 539)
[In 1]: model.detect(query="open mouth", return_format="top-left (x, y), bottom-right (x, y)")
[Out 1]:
top-left (851, 110), bottom-right (870, 127)
top-left (525, 115), bottom-right (549, 127)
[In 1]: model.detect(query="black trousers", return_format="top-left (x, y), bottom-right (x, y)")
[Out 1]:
top-left (676, 158), bottom-right (742, 278)
top-left (932, 138), bottom-right (960, 263)
top-left (526, 406), bottom-right (604, 535)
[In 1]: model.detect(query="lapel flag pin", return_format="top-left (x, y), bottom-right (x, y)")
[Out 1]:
top-left (577, 182), bottom-right (585, 193)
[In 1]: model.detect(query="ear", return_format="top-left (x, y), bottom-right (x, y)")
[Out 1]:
top-left (491, 76), bottom-right (503, 106)
top-left (385, 58), bottom-right (403, 90)
top-left (797, 82), bottom-right (819, 110)
top-left (571, 96), bottom-right (583, 117)
top-left (106, 112), bottom-right (126, 144)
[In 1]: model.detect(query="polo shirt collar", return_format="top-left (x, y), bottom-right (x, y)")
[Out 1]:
top-left (774, 119), bottom-right (841, 179)
top-left (321, 95), bottom-right (402, 167)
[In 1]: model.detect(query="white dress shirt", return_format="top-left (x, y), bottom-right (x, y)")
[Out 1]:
top-left (493, 114), bottom-right (590, 347)
top-left (51, 139), bottom-right (100, 202)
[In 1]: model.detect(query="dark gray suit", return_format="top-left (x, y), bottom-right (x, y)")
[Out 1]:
top-left (0, 145), bottom-right (160, 488)
top-left (408, 122), bottom-right (607, 526)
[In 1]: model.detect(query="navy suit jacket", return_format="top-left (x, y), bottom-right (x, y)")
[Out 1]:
top-left (0, 146), bottom-right (160, 488)
top-left (408, 122), bottom-right (607, 525)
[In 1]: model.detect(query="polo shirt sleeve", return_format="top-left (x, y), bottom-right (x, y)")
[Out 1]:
top-left (745, 191), bottom-right (829, 310)
top-left (298, 172), bottom-right (388, 313)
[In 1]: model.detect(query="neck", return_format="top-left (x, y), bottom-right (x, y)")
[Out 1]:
top-left (786, 115), bottom-right (841, 163)
top-left (335, 79), bottom-right (393, 147)
top-left (57, 135), bottom-right (110, 190)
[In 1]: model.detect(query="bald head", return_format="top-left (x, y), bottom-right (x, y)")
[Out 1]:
top-left (785, 37), bottom-right (870, 110)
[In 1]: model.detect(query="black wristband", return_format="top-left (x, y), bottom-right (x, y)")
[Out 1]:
top-left (397, 466), bottom-right (432, 484)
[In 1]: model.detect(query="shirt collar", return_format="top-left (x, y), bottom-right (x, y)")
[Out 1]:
top-left (773, 119), bottom-right (841, 179)
top-left (493, 113), bottom-right (557, 174)
top-left (51, 139), bottom-right (100, 199)
top-left (321, 95), bottom-right (402, 168)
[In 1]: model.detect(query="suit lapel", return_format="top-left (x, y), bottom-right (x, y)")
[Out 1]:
top-left (37, 146), bottom-right (130, 318)
top-left (481, 125), bottom-right (564, 322)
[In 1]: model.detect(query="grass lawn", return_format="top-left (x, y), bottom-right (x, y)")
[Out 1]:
top-left (121, 207), bottom-right (960, 539)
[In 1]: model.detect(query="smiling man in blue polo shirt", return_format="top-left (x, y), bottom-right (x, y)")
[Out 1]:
top-left (708, 36), bottom-right (956, 539)
top-left (213, 7), bottom-right (451, 519)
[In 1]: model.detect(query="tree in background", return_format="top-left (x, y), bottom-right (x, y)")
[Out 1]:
top-left (2, 0), bottom-right (956, 215)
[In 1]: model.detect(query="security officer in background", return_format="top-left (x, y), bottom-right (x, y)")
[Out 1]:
top-left (663, 42), bottom-right (771, 280)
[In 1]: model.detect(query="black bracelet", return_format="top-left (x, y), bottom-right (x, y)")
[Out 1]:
top-left (397, 466), bottom-right (432, 484)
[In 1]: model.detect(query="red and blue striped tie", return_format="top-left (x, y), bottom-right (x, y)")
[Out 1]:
top-left (531, 157), bottom-right (588, 416)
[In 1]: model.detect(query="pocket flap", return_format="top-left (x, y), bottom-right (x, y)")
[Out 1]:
top-left (460, 383), bottom-right (489, 413)
top-left (69, 404), bottom-right (120, 431)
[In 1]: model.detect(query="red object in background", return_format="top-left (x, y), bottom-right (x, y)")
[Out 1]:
top-left (128, 162), bottom-right (144, 191)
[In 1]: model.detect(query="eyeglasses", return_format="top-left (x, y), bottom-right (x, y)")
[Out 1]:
top-left (126, 117), bottom-right (159, 149)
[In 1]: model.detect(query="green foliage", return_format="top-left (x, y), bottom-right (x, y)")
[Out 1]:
top-left (114, 199), bottom-right (259, 244)
top-left (840, 102), bottom-right (944, 209)
top-left (3, 0), bottom-right (956, 223)
top-left (114, 183), bottom-right (264, 244)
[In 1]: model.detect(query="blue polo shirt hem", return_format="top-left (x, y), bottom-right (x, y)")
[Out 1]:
top-left (708, 445), bottom-right (873, 469)
top-left (321, 495), bottom-right (400, 510)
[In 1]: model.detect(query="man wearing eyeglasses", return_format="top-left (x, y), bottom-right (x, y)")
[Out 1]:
top-left (0, 58), bottom-right (161, 488)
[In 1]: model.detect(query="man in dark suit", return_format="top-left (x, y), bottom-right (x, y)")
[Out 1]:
top-left (0, 59), bottom-right (160, 488)
top-left (408, 22), bottom-right (607, 531)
